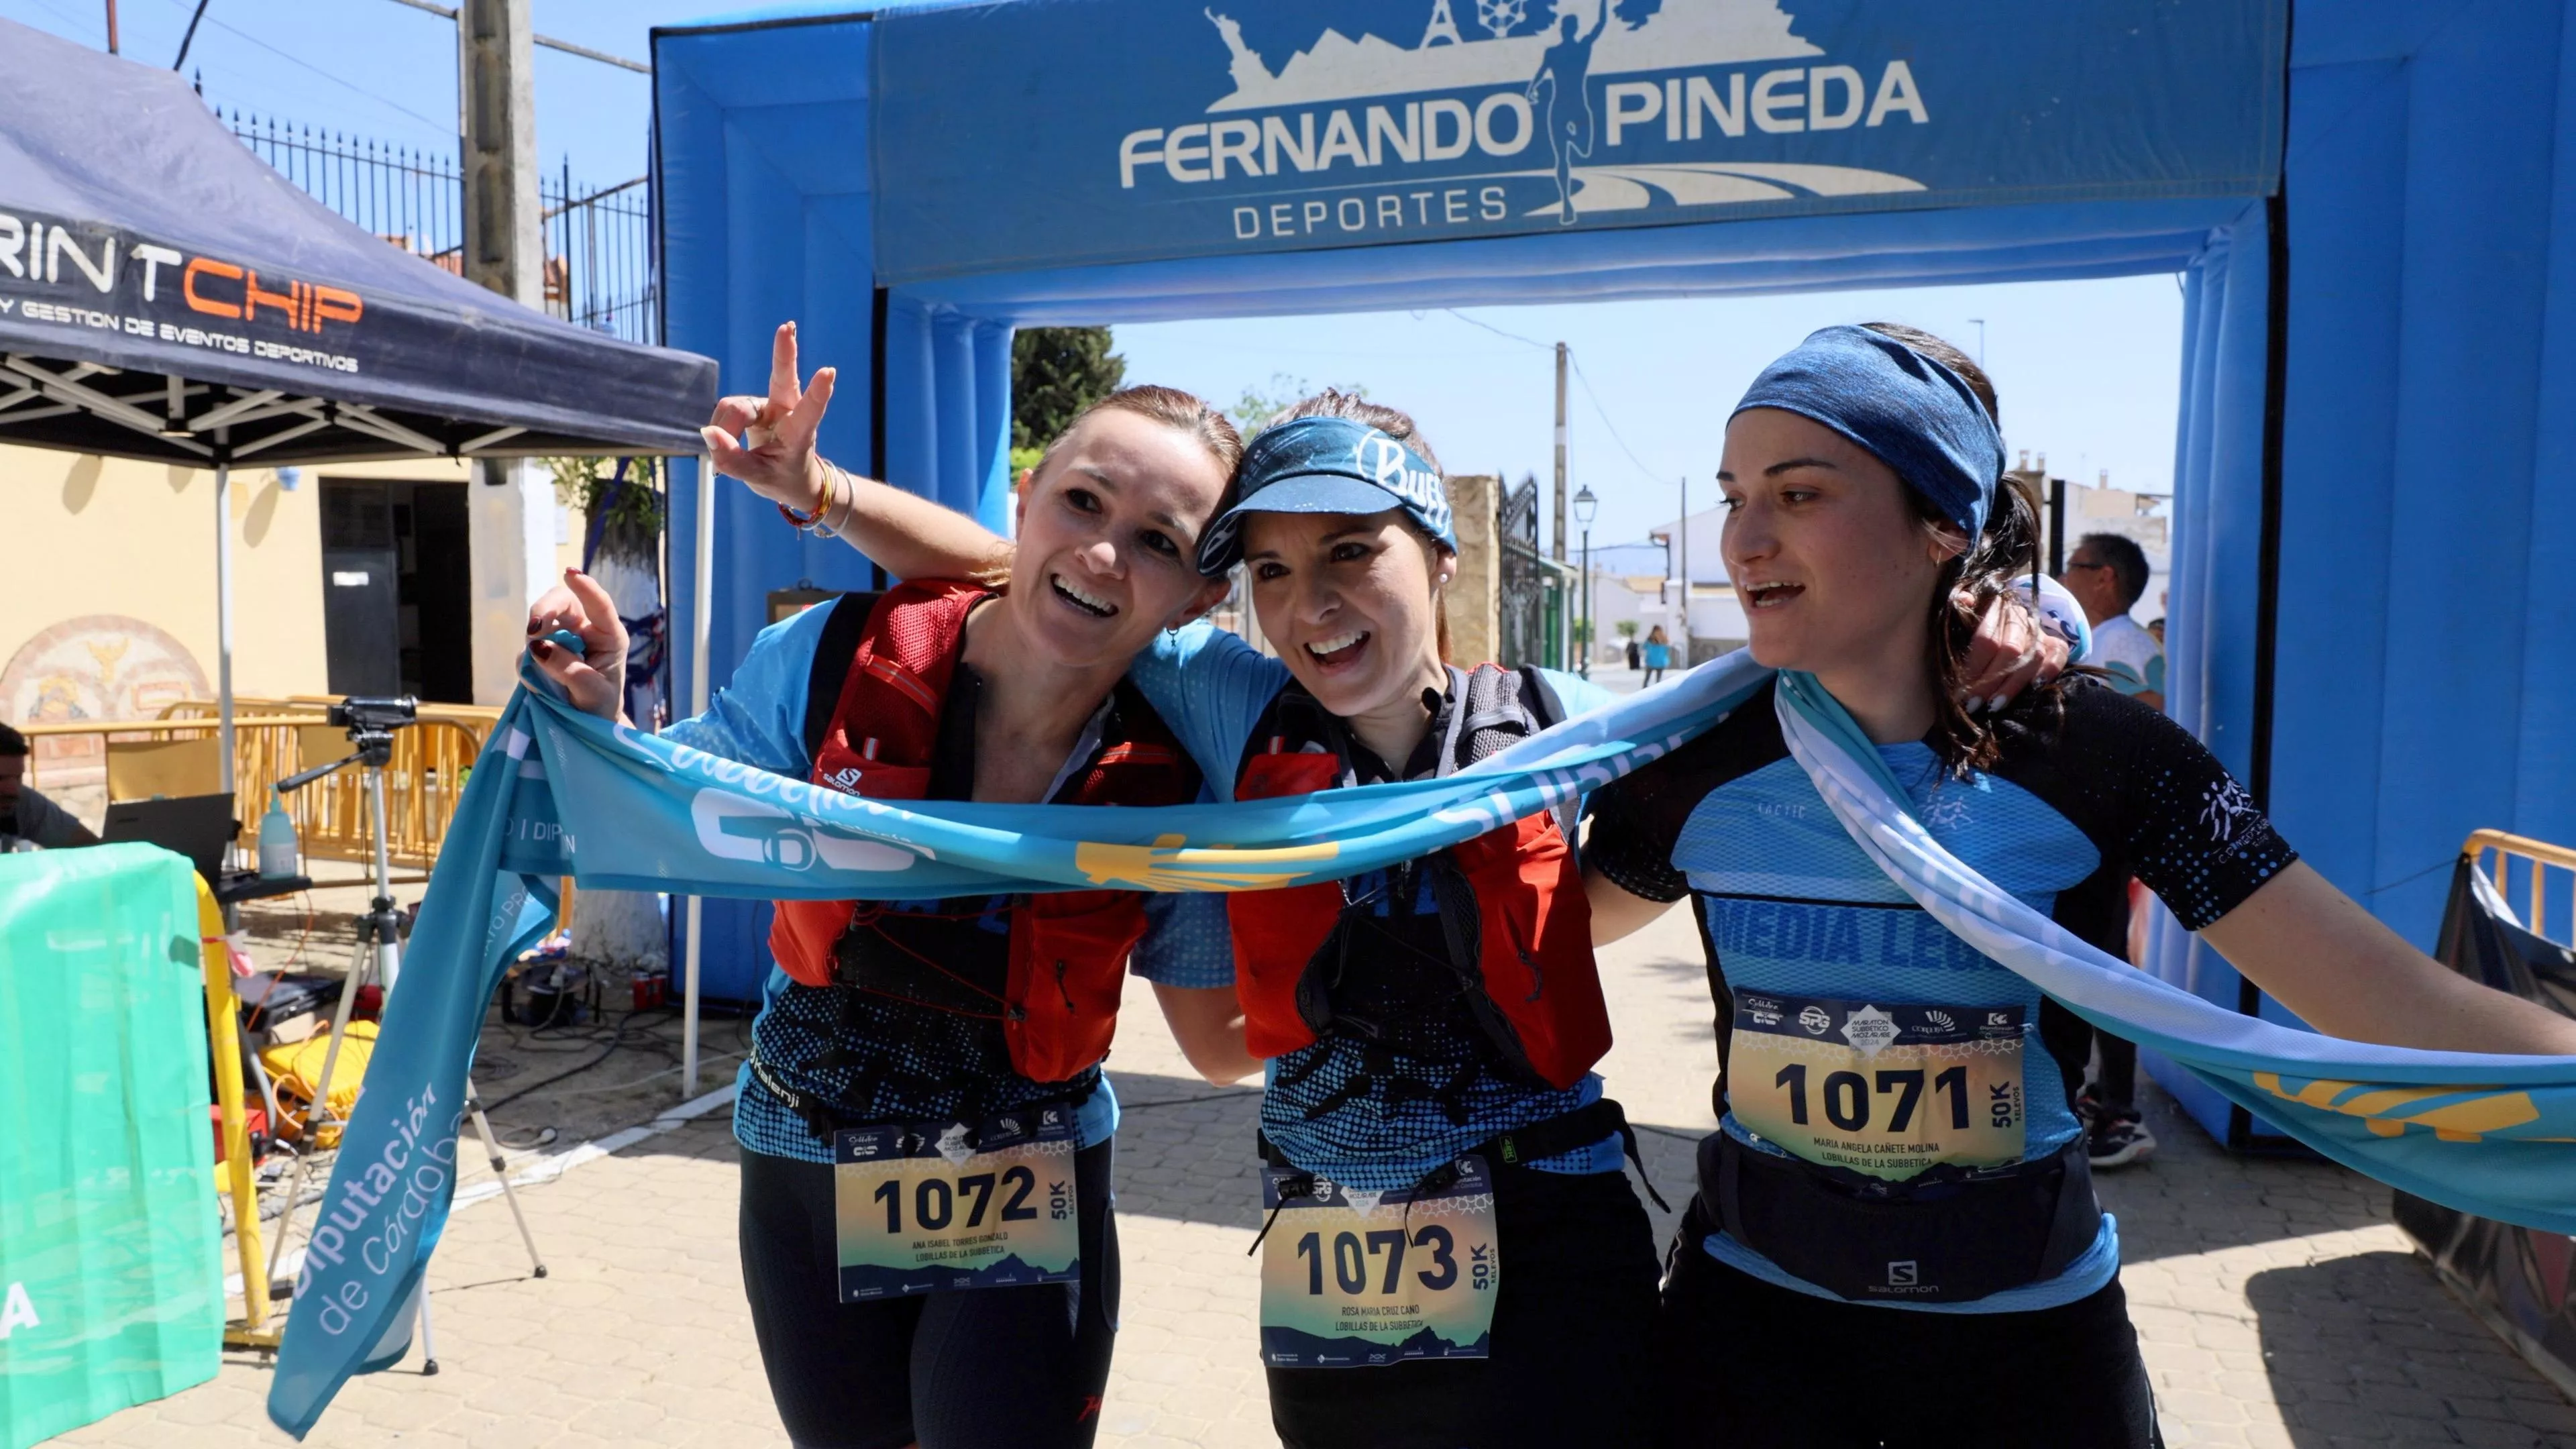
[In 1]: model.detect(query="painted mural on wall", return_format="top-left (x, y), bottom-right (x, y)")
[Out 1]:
top-left (0, 614), bottom-right (212, 783)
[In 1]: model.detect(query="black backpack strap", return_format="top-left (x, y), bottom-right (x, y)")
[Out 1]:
top-left (1483, 1097), bottom-right (1666, 1209)
top-left (1489, 665), bottom-right (1583, 854)
top-left (1515, 664), bottom-right (1567, 732)
top-left (800, 590), bottom-right (881, 763)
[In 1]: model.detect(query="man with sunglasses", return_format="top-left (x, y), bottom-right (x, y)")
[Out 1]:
top-left (2058, 533), bottom-right (2161, 710)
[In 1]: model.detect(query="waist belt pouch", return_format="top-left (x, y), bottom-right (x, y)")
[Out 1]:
top-left (1699, 1132), bottom-right (2099, 1305)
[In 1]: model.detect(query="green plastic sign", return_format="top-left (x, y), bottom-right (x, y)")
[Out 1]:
top-left (0, 844), bottom-right (221, 1448)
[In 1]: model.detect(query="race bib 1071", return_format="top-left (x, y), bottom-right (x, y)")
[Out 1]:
top-left (1257, 1155), bottom-right (1501, 1368)
top-left (1727, 991), bottom-right (2026, 1181)
top-left (833, 1107), bottom-right (1079, 1301)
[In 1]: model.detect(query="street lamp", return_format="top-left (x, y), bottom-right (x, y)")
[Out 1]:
top-left (1573, 485), bottom-right (1598, 677)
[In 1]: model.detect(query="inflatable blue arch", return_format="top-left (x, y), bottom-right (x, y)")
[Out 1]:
top-left (649, 0), bottom-right (2576, 1145)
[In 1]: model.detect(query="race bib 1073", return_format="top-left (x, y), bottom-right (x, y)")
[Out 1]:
top-left (833, 1107), bottom-right (1079, 1301)
top-left (1727, 991), bottom-right (2026, 1181)
top-left (1257, 1155), bottom-right (1501, 1368)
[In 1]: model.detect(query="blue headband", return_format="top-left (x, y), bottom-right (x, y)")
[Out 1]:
top-left (1732, 325), bottom-right (2004, 538)
top-left (1197, 415), bottom-right (1454, 575)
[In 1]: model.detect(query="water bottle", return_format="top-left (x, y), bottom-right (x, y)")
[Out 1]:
top-left (257, 790), bottom-right (301, 879)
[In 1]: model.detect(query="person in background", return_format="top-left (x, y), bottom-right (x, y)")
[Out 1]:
top-left (2054, 533), bottom-right (2166, 1164)
top-left (1642, 624), bottom-right (1672, 687)
top-left (0, 723), bottom-right (99, 851)
top-left (1627, 633), bottom-right (1643, 671)
top-left (2058, 533), bottom-right (2162, 710)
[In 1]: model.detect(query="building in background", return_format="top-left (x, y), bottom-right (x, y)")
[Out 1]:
top-left (1584, 504), bottom-right (1746, 667)
top-left (0, 447), bottom-right (586, 828)
top-left (0, 104), bottom-right (651, 825)
top-left (2070, 474), bottom-right (2171, 629)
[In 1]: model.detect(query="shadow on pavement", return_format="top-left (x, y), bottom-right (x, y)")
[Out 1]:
top-left (2247, 1250), bottom-right (2576, 1446)
top-left (2096, 1085), bottom-right (2398, 1264)
top-left (1099, 1070), bottom-right (1268, 1230)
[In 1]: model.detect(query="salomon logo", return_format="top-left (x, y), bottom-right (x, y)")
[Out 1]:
top-left (1886, 1261), bottom-right (1917, 1287)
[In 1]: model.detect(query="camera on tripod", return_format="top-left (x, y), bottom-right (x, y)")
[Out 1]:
top-left (329, 696), bottom-right (419, 734)
top-left (300, 696), bottom-right (417, 771)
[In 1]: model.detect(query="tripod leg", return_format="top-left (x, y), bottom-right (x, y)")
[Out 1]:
top-left (466, 1084), bottom-right (549, 1278)
top-left (238, 1020), bottom-right (284, 1133)
top-left (416, 1289), bottom-right (440, 1376)
top-left (271, 928), bottom-right (376, 1274)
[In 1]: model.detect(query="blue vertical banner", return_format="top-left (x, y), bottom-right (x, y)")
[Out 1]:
top-left (871, 0), bottom-right (2285, 284)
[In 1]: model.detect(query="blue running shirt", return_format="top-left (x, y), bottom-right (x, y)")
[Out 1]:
top-left (664, 599), bottom-right (1235, 1166)
top-left (1587, 677), bottom-right (2297, 1311)
top-left (1134, 624), bottom-right (1627, 1191)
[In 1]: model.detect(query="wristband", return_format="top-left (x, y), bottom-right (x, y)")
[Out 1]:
top-left (820, 463), bottom-right (857, 537)
top-left (776, 467), bottom-right (839, 534)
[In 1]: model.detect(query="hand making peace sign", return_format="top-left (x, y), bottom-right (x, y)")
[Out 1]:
top-left (700, 320), bottom-right (839, 514)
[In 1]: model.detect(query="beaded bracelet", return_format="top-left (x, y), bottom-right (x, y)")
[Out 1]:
top-left (775, 466), bottom-right (845, 536)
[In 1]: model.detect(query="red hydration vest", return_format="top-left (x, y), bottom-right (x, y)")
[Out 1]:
top-left (1224, 665), bottom-right (1609, 1090)
top-left (767, 582), bottom-right (1197, 1084)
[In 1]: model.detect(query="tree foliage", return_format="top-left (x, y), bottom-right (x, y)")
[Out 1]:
top-left (1226, 372), bottom-right (1368, 438)
top-left (1012, 327), bottom-right (1126, 450)
top-left (547, 455), bottom-right (663, 566)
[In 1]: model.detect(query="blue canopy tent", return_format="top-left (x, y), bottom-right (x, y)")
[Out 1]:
top-left (649, 0), bottom-right (2576, 1147)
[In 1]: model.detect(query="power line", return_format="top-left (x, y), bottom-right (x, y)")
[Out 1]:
top-left (1444, 307), bottom-right (1672, 487)
top-left (145, 0), bottom-right (458, 140)
top-left (1442, 308), bottom-right (1552, 352)
top-left (381, 0), bottom-right (652, 73)
top-left (1567, 353), bottom-right (1670, 486)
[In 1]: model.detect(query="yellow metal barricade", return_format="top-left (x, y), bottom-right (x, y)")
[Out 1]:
top-left (196, 875), bottom-right (276, 1346)
top-left (160, 696), bottom-right (499, 867)
top-left (2465, 829), bottom-right (2576, 947)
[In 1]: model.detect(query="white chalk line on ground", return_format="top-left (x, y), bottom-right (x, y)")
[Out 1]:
top-left (226, 1082), bottom-right (739, 1298)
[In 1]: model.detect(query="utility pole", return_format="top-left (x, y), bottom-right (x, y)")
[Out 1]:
top-left (458, 0), bottom-right (555, 705)
top-left (103, 0), bottom-right (118, 52)
top-left (1552, 343), bottom-right (1568, 563)
top-left (1675, 475), bottom-right (1690, 666)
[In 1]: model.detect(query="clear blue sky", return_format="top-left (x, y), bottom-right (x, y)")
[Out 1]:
top-left (6, 1), bottom-right (2185, 553)
top-left (2, 0), bottom-right (690, 181)
top-left (1118, 278), bottom-right (2183, 551)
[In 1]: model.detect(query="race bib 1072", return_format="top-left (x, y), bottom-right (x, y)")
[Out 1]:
top-left (1727, 991), bottom-right (2026, 1181)
top-left (833, 1107), bottom-right (1079, 1301)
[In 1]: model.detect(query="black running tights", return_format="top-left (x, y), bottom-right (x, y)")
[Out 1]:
top-left (737, 1140), bottom-right (1118, 1449)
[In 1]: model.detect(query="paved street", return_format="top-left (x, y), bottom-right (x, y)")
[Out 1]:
top-left (52, 904), bottom-right (2576, 1447)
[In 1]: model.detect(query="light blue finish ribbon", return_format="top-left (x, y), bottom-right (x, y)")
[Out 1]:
top-left (264, 659), bottom-right (1743, 1436)
top-left (1770, 669), bottom-right (2576, 1236)
top-left (270, 655), bottom-right (2576, 1436)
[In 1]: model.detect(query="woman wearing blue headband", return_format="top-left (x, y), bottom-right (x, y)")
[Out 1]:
top-left (1580, 323), bottom-right (2576, 1448)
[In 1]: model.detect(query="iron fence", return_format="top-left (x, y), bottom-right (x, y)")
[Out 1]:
top-left (219, 108), bottom-right (659, 346)
top-left (544, 166), bottom-right (657, 344)
top-left (1498, 474), bottom-right (1561, 670)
